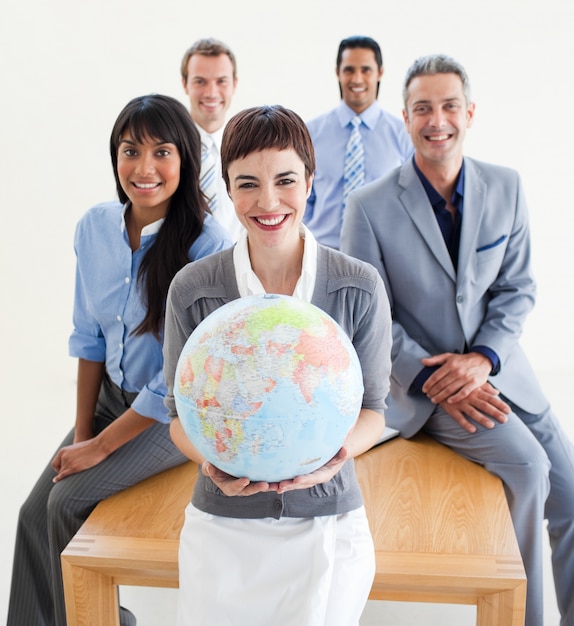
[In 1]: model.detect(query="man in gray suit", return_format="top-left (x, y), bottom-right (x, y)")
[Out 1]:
top-left (340, 54), bottom-right (574, 626)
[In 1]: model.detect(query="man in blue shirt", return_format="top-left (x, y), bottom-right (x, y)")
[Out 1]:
top-left (304, 35), bottom-right (412, 249)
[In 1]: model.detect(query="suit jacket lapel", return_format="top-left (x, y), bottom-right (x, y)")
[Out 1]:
top-left (398, 161), bottom-right (456, 281)
top-left (457, 159), bottom-right (486, 283)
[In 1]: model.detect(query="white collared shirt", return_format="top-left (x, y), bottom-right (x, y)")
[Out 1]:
top-left (233, 224), bottom-right (318, 302)
top-left (195, 123), bottom-right (244, 242)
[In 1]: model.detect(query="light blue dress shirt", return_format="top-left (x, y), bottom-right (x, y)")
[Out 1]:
top-left (69, 200), bottom-right (232, 423)
top-left (304, 101), bottom-right (413, 249)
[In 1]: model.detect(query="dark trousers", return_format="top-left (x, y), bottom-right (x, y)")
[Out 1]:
top-left (7, 375), bottom-right (186, 626)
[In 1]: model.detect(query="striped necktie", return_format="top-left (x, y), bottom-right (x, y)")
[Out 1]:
top-left (342, 116), bottom-right (365, 208)
top-left (200, 138), bottom-right (218, 213)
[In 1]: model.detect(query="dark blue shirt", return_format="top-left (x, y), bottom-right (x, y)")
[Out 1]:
top-left (410, 158), bottom-right (499, 394)
top-left (413, 157), bottom-right (464, 269)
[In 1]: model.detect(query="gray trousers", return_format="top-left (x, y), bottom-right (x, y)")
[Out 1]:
top-left (7, 375), bottom-right (187, 626)
top-left (424, 399), bottom-right (574, 626)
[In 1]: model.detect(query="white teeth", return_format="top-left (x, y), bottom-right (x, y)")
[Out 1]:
top-left (134, 183), bottom-right (158, 189)
top-left (256, 215), bottom-right (285, 226)
top-left (428, 135), bottom-right (449, 141)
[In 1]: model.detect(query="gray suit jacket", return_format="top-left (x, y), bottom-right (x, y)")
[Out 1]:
top-left (340, 157), bottom-right (549, 437)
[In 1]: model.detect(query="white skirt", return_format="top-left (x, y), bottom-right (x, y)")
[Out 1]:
top-left (177, 503), bottom-right (375, 626)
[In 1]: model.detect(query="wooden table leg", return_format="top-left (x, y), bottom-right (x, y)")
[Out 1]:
top-left (476, 584), bottom-right (527, 626)
top-left (61, 557), bottom-right (120, 626)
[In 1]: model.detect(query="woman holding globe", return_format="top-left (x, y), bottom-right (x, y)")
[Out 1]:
top-left (7, 94), bottom-right (232, 626)
top-left (164, 104), bottom-right (393, 626)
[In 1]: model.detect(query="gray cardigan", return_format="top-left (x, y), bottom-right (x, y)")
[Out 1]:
top-left (163, 245), bottom-right (392, 519)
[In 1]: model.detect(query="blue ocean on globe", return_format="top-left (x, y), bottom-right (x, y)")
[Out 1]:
top-left (174, 294), bottom-right (364, 482)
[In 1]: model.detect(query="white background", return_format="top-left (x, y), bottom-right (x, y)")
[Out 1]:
top-left (1, 0), bottom-right (573, 623)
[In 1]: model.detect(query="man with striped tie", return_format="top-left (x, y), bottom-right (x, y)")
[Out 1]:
top-left (304, 35), bottom-right (412, 249)
top-left (181, 38), bottom-right (243, 241)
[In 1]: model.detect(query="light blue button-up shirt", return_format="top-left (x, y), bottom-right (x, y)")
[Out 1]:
top-left (69, 200), bottom-right (232, 423)
top-left (304, 101), bottom-right (413, 249)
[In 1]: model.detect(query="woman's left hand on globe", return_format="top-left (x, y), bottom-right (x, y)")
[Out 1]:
top-left (275, 446), bottom-right (349, 494)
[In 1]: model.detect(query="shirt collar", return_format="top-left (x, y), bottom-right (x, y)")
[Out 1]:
top-left (120, 203), bottom-right (165, 237)
top-left (233, 224), bottom-right (318, 302)
top-left (195, 122), bottom-right (224, 150)
top-left (336, 100), bottom-right (382, 130)
top-left (412, 157), bottom-right (466, 210)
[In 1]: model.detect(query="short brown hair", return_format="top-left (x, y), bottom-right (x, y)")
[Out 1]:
top-left (221, 105), bottom-right (316, 190)
top-left (180, 38), bottom-right (237, 81)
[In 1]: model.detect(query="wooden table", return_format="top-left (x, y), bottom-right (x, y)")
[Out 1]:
top-left (356, 435), bottom-right (526, 625)
top-left (61, 434), bottom-right (526, 625)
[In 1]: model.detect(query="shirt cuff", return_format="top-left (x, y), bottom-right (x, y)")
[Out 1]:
top-left (409, 365), bottom-right (439, 394)
top-left (68, 333), bottom-right (106, 362)
top-left (470, 345), bottom-right (500, 375)
top-left (131, 386), bottom-right (170, 424)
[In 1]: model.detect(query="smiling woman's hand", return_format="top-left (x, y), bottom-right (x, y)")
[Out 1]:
top-left (275, 447), bottom-right (349, 494)
top-left (201, 461), bottom-right (277, 496)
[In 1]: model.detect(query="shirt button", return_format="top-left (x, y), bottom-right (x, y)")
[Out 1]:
top-left (456, 295), bottom-right (464, 304)
top-left (117, 315), bottom-right (122, 322)
top-left (125, 277), bottom-right (130, 284)
top-left (119, 342), bottom-right (123, 349)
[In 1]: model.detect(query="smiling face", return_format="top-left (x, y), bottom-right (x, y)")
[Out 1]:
top-left (116, 132), bottom-right (181, 220)
top-left (182, 53), bottom-right (237, 133)
top-left (227, 148), bottom-right (313, 251)
top-left (403, 72), bottom-right (475, 172)
top-left (337, 47), bottom-right (383, 114)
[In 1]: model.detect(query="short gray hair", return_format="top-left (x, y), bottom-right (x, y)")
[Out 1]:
top-left (402, 54), bottom-right (471, 107)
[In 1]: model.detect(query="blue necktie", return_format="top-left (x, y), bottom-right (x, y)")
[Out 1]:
top-left (200, 138), bottom-right (218, 213)
top-left (342, 116), bottom-right (365, 208)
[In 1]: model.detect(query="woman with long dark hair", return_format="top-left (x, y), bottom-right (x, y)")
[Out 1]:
top-left (7, 94), bottom-right (232, 626)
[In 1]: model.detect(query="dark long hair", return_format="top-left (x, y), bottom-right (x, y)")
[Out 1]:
top-left (110, 94), bottom-right (208, 338)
